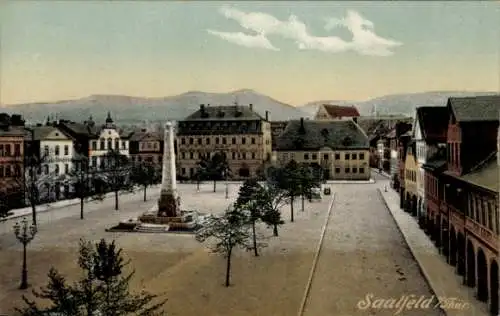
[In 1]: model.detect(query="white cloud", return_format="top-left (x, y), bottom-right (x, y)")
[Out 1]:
top-left (208, 7), bottom-right (403, 56)
top-left (207, 30), bottom-right (279, 51)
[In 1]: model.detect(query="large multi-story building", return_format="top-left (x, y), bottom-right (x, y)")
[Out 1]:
top-left (403, 140), bottom-right (418, 215)
top-left (418, 95), bottom-right (500, 315)
top-left (413, 106), bottom-right (448, 226)
top-left (27, 125), bottom-right (76, 201)
top-left (0, 114), bottom-right (26, 210)
top-left (275, 118), bottom-right (370, 180)
top-left (129, 129), bottom-right (163, 166)
top-left (176, 104), bottom-right (272, 180)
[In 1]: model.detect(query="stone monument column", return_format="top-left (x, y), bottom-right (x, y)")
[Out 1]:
top-left (158, 121), bottom-right (180, 217)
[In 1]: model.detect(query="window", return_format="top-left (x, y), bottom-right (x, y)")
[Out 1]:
top-left (64, 145), bottom-right (69, 156)
top-left (251, 138), bottom-right (256, 144)
top-left (91, 156), bottom-right (97, 167)
top-left (55, 165), bottom-right (60, 175)
top-left (197, 138), bottom-right (202, 145)
top-left (345, 153), bottom-right (350, 160)
top-left (304, 153), bottom-right (309, 160)
top-left (215, 137), bottom-right (220, 144)
top-left (242, 153), bottom-right (246, 159)
top-left (222, 138), bottom-right (227, 145)
top-left (54, 145), bottom-right (60, 156)
top-left (0, 144), bottom-right (3, 156)
top-left (206, 138), bottom-right (210, 145)
top-left (335, 153), bottom-right (340, 160)
top-left (352, 153), bottom-right (357, 160)
top-left (352, 167), bottom-right (358, 173)
top-left (181, 168), bottom-right (186, 175)
top-left (122, 141), bottom-right (127, 150)
top-left (359, 168), bottom-right (364, 174)
top-left (14, 144), bottom-right (21, 156)
top-left (232, 137), bottom-right (236, 144)
top-left (91, 141), bottom-right (96, 150)
top-left (345, 167), bottom-right (350, 173)
top-left (181, 152), bottom-right (186, 159)
top-left (14, 165), bottom-right (20, 176)
top-left (44, 165), bottom-right (49, 175)
top-left (232, 152), bottom-right (236, 159)
top-left (181, 138), bottom-right (186, 145)
top-left (252, 153), bottom-right (256, 159)
top-left (5, 166), bottom-right (11, 177)
top-left (335, 167), bottom-right (340, 173)
top-left (44, 145), bottom-right (49, 157)
top-left (64, 164), bottom-right (69, 173)
top-left (323, 154), bottom-right (329, 160)
top-left (312, 154), bottom-right (317, 160)
top-left (190, 152), bottom-right (194, 159)
top-left (107, 138), bottom-right (112, 150)
top-left (0, 166), bottom-right (4, 177)
top-left (359, 153), bottom-right (365, 160)
top-left (242, 137), bottom-right (246, 145)
top-left (189, 138), bottom-right (194, 145)
top-left (5, 144), bottom-right (11, 156)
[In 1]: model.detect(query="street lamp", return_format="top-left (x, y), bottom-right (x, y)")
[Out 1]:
top-left (13, 217), bottom-right (37, 290)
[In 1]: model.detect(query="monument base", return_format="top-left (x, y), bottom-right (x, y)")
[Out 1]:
top-left (157, 190), bottom-right (180, 218)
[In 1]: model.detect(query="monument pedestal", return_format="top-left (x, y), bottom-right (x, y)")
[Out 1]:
top-left (157, 190), bottom-right (180, 218)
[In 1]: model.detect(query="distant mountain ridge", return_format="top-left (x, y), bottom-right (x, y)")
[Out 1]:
top-left (1, 90), bottom-right (497, 124)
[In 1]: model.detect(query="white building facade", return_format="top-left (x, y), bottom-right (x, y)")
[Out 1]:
top-left (88, 113), bottom-right (129, 170)
top-left (35, 126), bottom-right (75, 200)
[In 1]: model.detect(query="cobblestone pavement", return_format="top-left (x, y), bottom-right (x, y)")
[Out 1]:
top-left (303, 177), bottom-right (444, 316)
top-left (1, 179), bottom-right (445, 316)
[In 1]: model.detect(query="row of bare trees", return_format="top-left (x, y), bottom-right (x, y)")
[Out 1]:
top-left (0, 149), bottom-right (162, 223)
top-left (196, 160), bottom-right (322, 287)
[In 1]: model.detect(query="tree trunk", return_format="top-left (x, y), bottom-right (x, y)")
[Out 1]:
top-left (31, 203), bottom-right (37, 226)
top-left (114, 190), bottom-right (119, 210)
top-left (301, 194), bottom-right (305, 212)
top-left (290, 196), bottom-right (294, 222)
top-left (273, 224), bottom-right (279, 237)
top-left (225, 248), bottom-right (232, 287)
top-left (213, 180), bottom-right (216, 192)
top-left (252, 220), bottom-right (259, 257)
top-left (143, 185), bottom-right (147, 202)
top-left (80, 197), bottom-right (84, 220)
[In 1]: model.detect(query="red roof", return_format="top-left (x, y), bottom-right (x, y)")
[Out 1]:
top-left (323, 104), bottom-right (360, 118)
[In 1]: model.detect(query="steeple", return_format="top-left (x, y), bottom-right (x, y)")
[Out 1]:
top-left (106, 111), bottom-right (113, 124)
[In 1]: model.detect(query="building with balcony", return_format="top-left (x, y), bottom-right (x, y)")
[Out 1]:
top-left (176, 104), bottom-right (272, 180)
top-left (423, 95), bottom-right (500, 315)
top-left (275, 118), bottom-right (370, 180)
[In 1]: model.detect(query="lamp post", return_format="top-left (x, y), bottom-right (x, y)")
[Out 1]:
top-left (13, 217), bottom-right (37, 290)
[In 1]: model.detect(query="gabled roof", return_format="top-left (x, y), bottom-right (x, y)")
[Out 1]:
top-left (448, 95), bottom-right (500, 122)
top-left (29, 126), bottom-right (73, 141)
top-left (184, 105), bottom-right (265, 121)
top-left (129, 130), bottom-right (162, 142)
top-left (416, 106), bottom-right (448, 143)
top-left (455, 152), bottom-right (498, 192)
top-left (276, 119), bottom-right (369, 151)
top-left (322, 104), bottom-right (360, 118)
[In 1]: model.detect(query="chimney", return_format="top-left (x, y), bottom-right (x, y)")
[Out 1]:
top-left (300, 117), bottom-right (304, 128)
top-left (249, 104), bottom-right (253, 111)
top-left (265, 110), bottom-right (269, 121)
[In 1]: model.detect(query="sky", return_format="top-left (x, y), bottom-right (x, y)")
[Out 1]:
top-left (1, 1), bottom-right (499, 106)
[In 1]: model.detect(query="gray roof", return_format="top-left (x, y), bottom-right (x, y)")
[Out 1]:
top-left (448, 95), bottom-right (500, 122)
top-left (0, 126), bottom-right (26, 137)
top-left (184, 105), bottom-right (265, 121)
top-left (276, 119), bottom-right (369, 151)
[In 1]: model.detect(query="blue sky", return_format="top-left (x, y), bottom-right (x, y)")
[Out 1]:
top-left (1, 1), bottom-right (499, 105)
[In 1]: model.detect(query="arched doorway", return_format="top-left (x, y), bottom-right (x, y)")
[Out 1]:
top-left (466, 240), bottom-right (476, 287)
top-left (457, 233), bottom-right (465, 276)
top-left (412, 195), bottom-right (418, 217)
top-left (441, 219), bottom-right (449, 257)
top-left (449, 226), bottom-right (457, 266)
top-left (477, 248), bottom-right (488, 302)
top-left (490, 260), bottom-right (499, 316)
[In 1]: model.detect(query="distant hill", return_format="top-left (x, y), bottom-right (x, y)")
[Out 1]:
top-left (0, 89), bottom-right (308, 124)
top-left (300, 91), bottom-right (498, 117)
top-left (1, 90), bottom-right (497, 124)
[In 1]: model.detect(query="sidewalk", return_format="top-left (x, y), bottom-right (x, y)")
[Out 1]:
top-left (378, 188), bottom-right (489, 316)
